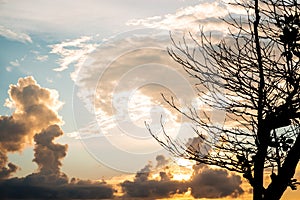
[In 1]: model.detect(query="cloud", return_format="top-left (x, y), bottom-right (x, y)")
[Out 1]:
top-left (49, 36), bottom-right (99, 71)
top-left (0, 76), bottom-right (63, 178)
top-left (126, 0), bottom-right (249, 36)
top-left (190, 165), bottom-right (244, 198)
top-left (31, 50), bottom-right (49, 62)
top-left (5, 66), bottom-right (12, 72)
top-left (0, 76), bottom-right (115, 199)
top-left (0, 25), bottom-right (32, 43)
top-left (156, 154), bottom-right (169, 168)
top-left (0, 177), bottom-right (114, 199)
top-left (66, 4), bottom-right (231, 143)
top-left (67, 31), bottom-right (212, 172)
top-left (36, 55), bottom-right (49, 62)
top-left (9, 59), bottom-right (20, 67)
top-left (31, 125), bottom-right (68, 183)
top-left (70, 1), bottom-right (244, 134)
top-left (121, 155), bottom-right (244, 199)
top-left (12, 125), bottom-right (114, 199)
top-left (0, 123), bottom-right (114, 199)
top-left (127, 2), bottom-right (227, 33)
top-left (71, 31), bottom-right (199, 136)
top-left (0, 151), bottom-right (18, 180)
top-left (0, 0), bottom-right (201, 39)
top-left (121, 155), bottom-right (187, 198)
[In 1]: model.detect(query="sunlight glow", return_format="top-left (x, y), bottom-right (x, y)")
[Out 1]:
top-left (172, 173), bottom-right (191, 181)
top-left (175, 158), bottom-right (195, 169)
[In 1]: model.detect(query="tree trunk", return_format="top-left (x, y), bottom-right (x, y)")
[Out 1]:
top-left (263, 132), bottom-right (300, 200)
top-left (253, 147), bottom-right (267, 200)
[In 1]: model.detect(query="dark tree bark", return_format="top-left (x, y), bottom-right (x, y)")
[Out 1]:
top-left (148, 0), bottom-right (300, 199)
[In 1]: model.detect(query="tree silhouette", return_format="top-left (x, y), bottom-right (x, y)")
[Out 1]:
top-left (148, 0), bottom-right (300, 199)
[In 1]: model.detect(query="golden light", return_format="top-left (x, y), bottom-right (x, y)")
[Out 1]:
top-left (167, 158), bottom-right (195, 181)
top-left (175, 158), bottom-right (196, 169)
top-left (172, 173), bottom-right (191, 181)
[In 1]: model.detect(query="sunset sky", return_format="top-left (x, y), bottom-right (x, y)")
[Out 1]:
top-left (0, 0), bottom-right (299, 199)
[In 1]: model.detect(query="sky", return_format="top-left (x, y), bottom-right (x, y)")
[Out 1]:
top-left (0, 0), bottom-right (299, 199)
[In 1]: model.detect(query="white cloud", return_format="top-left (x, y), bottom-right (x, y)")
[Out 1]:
top-left (9, 59), bottom-right (20, 67)
top-left (69, 29), bottom-right (202, 149)
top-left (0, 25), bottom-right (32, 43)
top-left (0, 0), bottom-right (200, 39)
top-left (126, 1), bottom-right (247, 34)
top-left (66, 131), bottom-right (81, 139)
top-left (5, 66), bottom-right (12, 72)
top-left (36, 55), bottom-right (48, 62)
top-left (46, 77), bottom-right (53, 83)
top-left (49, 36), bottom-right (98, 72)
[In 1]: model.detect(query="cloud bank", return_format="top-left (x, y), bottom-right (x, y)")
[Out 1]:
top-left (121, 155), bottom-right (244, 199)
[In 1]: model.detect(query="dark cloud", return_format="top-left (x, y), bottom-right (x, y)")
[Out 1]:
top-left (156, 154), bottom-right (169, 168)
top-left (0, 116), bottom-right (27, 152)
top-left (0, 124), bottom-right (114, 199)
top-left (0, 116), bottom-right (24, 179)
top-left (121, 179), bottom-right (186, 198)
top-left (121, 155), bottom-right (244, 199)
top-left (23, 124), bottom-right (69, 186)
top-left (0, 77), bottom-right (114, 199)
top-left (121, 155), bottom-right (186, 198)
top-left (0, 177), bottom-right (114, 199)
top-left (0, 76), bottom-right (63, 179)
top-left (190, 165), bottom-right (244, 198)
top-left (186, 136), bottom-right (211, 158)
top-left (135, 163), bottom-right (152, 182)
top-left (0, 151), bottom-right (18, 180)
top-left (33, 125), bottom-right (67, 177)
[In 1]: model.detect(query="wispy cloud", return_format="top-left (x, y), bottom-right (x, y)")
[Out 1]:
top-left (49, 36), bottom-right (98, 72)
top-left (36, 55), bottom-right (48, 62)
top-left (0, 0), bottom-right (200, 40)
top-left (0, 25), bottom-right (32, 43)
top-left (70, 32), bottom-right (198, 139)
top-left (9, 59), bottom-right (20, 67)
top-left (126, 1), bottom-right (247, 34)
top-left (5, 66), bottom-right (12, 72)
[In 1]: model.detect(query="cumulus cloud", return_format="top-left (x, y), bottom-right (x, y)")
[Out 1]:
top-left (121, 155), bottom-right (244, 199)
top-left (0, 123), bottom-right (114, 199)
top-left (0, 25), bottom-right (32, 43)
top-left (190, 165), bottom-right (244, 198)
top-left (0, 151), bottom-right (18, 180)
top-left (29, 125), bottom-right (68, 185)
top-left (156, 154), bottom-right (169, 168)
top-left (0, 77), bottom-right (114, 199)
top-left (121, 155), bottom-right (186, 198)
top-left (0, 76), bottom-right (63, 179)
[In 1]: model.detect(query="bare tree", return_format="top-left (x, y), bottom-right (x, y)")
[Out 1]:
top-left (148, 0), bottom-right (300, 199)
